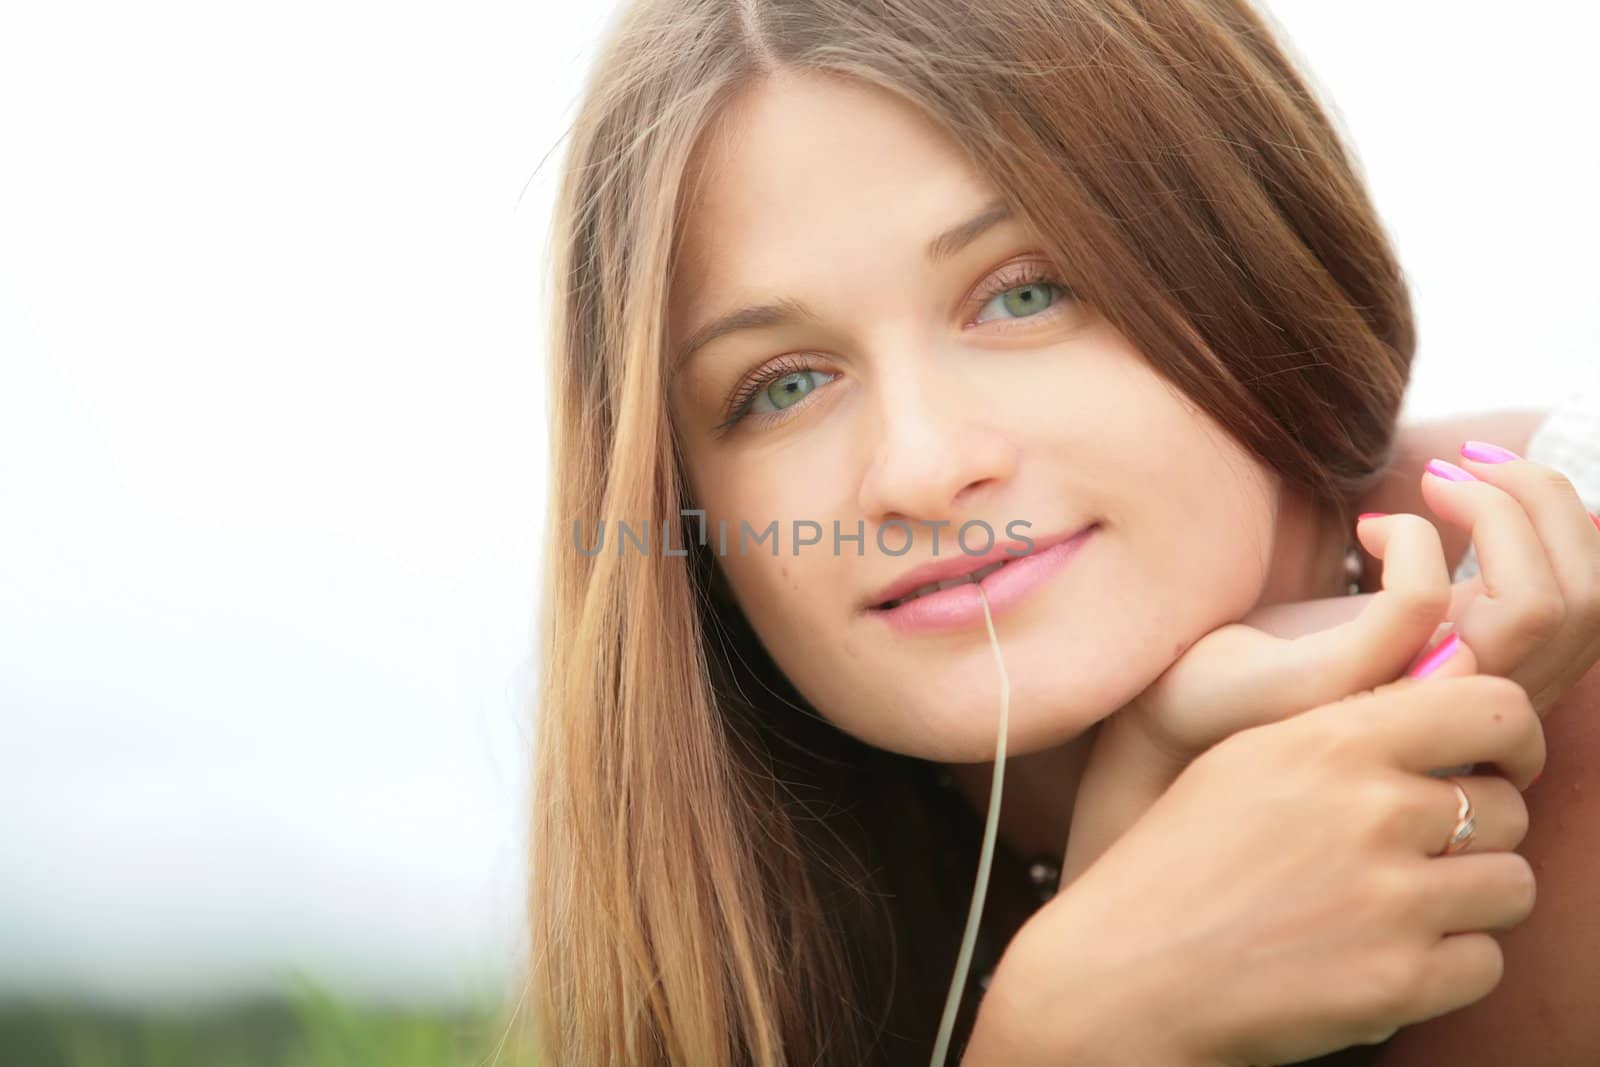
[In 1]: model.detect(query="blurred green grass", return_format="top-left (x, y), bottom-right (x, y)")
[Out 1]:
top-left (0, 979), bottom-right (540, 1067)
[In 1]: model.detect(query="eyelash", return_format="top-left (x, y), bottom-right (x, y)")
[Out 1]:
top-left (713, 262), bottom-right (1077, 435)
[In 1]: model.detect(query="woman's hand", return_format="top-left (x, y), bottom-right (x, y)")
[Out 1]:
top-left (1054, 446), bottom-right (1600, 889)
top-left (1420, 441), bottom-right (1600, 718)
top-left (1357, 410), bottom-right (1552, 584)
top-left (1059, 509), bottom-right (1471, 886)
top-left (1124, 445), bottom-right (1600, 770)
top-left (969, 644), bottom-right (1546, 1066)
top-left (1117, 511), bottom-right (1464, 771)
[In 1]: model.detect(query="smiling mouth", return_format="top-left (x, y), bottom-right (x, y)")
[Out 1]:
top-left (874, 559), bottom-right (1009, 610)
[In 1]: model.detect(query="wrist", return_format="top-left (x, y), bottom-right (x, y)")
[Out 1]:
top-left (1060, 712), bottom-right (1189, 885)
top-left (1112, 694), bottom-right (1204, 778)
top-left (964, 894), bottom-right (1224, 1067)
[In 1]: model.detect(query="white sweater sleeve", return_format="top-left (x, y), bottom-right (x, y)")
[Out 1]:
top-left (1450, 373), bottom-right (1600, 584)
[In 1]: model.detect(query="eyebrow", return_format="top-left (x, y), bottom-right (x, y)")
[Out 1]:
top-left (671, 197), bottom-right (1013, 376)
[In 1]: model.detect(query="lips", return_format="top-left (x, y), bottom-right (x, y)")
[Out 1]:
top-left (877, 558), bottom-right (1008, 609)
top-left (866, 523), bottom-right (1099, 633)
top-left (863, 523), bottom-right (1093, 612)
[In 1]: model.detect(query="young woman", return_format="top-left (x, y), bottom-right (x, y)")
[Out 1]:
top-left (525, 1), bottom-right (1600, 1063)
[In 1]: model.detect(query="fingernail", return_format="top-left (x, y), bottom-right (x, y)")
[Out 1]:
top-left (1460, 440), bottom-right (1521, 463)
top-left (1358, 512), bottom-right (1388, 522)
top-left (1426, 458), bottom-right (1477, 483)
top-left (1408, 633), bottom-right (1461, 679)
top-left (1530, 769), bottom-right (1544, 787)
top-left (1591, 512), bottom-right (1600, 532)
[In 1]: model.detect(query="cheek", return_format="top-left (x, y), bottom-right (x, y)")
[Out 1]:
top-left (1151, 480), bottom-right (1278, 631)
top-left (718, 538), bottom-right (839, 636)
top-left (1140, 407), bottom-right (1278, 591)
top-left (703, 503), bottom-right (839, 659)
top-left (689, 454), bottom-right (858, 605)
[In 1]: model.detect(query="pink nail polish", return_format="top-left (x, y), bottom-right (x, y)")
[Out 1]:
top-left (1425, 458), bottom-right (1477, 483)
top-left (1591, 512), bottom-right (1600, 532)
top-left (1357, 512), bottom-right (1388, 522)
top-left (1460, 440), bottom-right (1521, 463)
top-left (1408, 633), bottom-right (1461, 679)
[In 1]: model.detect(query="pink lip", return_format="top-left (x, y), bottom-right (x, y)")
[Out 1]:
top-left (864, 523), bottom-right (1098, 634)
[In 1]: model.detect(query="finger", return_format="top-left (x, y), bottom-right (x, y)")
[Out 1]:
top-left (1290, 513), bottom-right (1456, 685)
top-left (1205, 515), bottom-right (1455, 734)
top-left (1252, 573), bottom-right (1482, 649)
top-left (1452, 443), bottom-right (1600, 709)
top-left (1410, 850), bottom-right (1537, 935)
top-left (1143, 516), bottom-right (1466, 751)
top-left (1364, 672), bottom-right (1546, 792)
top-left (1391, 773), bottom-right (1530, 858)
top-left (1167, 514), bottom-right (1453, 736)
top-left (1391, 629), bottom-right (1482, 778)
top-left (1407, 574), bottom-right (1489, 676)
top-left (1135, 622), bottom-right (1290, 742)
top-left (1445, 572), bottom-right (1485, 625)
top-left (1413, 932), bottom-right (1509, 1025)
top-left (1456, 441), bottom-right (1600, 611)
top-left (1418, 457), bottom-right (1566, 682)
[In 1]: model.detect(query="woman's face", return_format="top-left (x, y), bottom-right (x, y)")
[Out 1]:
top-left (667, 72), bottom-right (1293, 762)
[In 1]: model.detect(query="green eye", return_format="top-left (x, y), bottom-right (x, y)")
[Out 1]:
top-left (990, 281), bottom-right (1058, 320)
top-left (714, 356), bottom-right (837, 435)
top-left (754, 369), bottom-right (826, 413)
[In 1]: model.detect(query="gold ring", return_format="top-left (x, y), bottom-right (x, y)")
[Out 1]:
top-left (1440, 778), bottom-right (1476, 856)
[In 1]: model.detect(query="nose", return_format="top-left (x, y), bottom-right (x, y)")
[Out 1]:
top-left (855, 356), bottom-right (1020, 526)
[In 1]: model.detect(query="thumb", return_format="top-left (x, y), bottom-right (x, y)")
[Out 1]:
top-left (1380, 630), bottom-right (1482, 780)
top-left (1396, 627), bottom-right (1477, 683)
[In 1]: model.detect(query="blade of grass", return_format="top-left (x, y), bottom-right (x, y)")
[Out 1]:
top-left (929, 584), bottom-right (1010, 1066)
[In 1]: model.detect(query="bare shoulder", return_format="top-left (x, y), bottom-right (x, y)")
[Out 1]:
top-left (1373, 663), bottom-right (1600, 1067)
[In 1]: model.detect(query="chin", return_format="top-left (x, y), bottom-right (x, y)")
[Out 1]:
top-left (900, 688), bottom-right (1108, 764)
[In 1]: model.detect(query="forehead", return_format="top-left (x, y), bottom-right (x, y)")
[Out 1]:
top-left (671, 72), bottom-right (999, 315)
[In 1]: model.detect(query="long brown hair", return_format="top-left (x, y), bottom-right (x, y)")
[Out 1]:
top-left (525, 0), bottom-right (1413, 1062)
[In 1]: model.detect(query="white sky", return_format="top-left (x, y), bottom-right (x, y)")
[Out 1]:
top-left (0, 1), bottom-right (1594, 1008)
